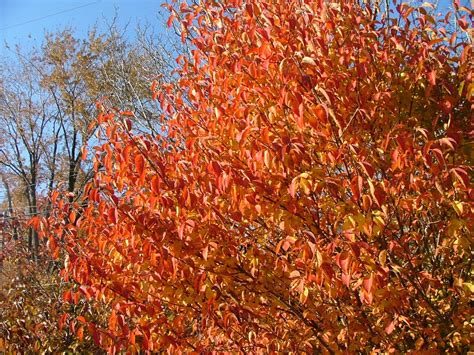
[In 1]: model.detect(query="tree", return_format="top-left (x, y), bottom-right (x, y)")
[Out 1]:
top-left (0, 54), bottom-right (56, 259)
top-left (44, 0), bottom-right (472, 352)
top-left (40, 27), bottom-right (166, 200)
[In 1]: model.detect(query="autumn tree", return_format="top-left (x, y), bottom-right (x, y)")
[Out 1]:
top-left (43, 0), bottom-right (472, 353)
top-left (40, 27), bottom-right (169, 200)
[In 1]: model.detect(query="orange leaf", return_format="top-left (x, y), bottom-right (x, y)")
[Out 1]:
top-left (314, 104), bottom-right (328, 123)
top-left (363, 274), bottom-right (374, 293)
top-left (427, 70), bottom-right (436, 86)
top-left (109, 310), bottom-right (117, 331)
top-left (385, 319), bottom-right (397, 334)
top-left (77, 326), bottom-right (84, 341)
top-left (121, 111), bottom-right (135, 117)
top-left (167, 13), bottom-right (175, 28)
top-left (135, 154), bottom-right (145, 176)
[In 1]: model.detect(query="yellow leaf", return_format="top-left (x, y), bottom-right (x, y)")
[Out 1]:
top-left (248, 330), bottom-right (256, 342)
top-left (302, 56), bottom-right (317, 66)
top-left (415, 337), bottom-right (425, 350)
top-left (374, 215), bottom-right (385, 227)
top-left (315, 250), bottom-right (323, 268)
top-left (300, 178), bottom-right (311, 195)
top-left (279, 58), bottom-right (287, 74)
top-left (300, 287), bottom-right (309, 304)
top-left (421, 2), bottom-right (435, 8)
top-left (289, 270), bottom-right (300, 279)
top-left (264, 150), bottom-right (271, 169)
top-left (462, 282), bottom-right (474, 293)
top-left (452, 201), bottom-right (463, 216)
top-left (343, 215), bottom-right (356, 230)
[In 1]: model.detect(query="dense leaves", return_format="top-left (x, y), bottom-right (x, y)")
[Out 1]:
top-left (0, 239), bottom-right (104, 352)
top-left (43, 0), bottom-right (472, 352)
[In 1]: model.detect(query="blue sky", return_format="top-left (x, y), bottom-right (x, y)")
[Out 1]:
top-left (1, 0), bottom-right (470, 55)
top-left (0, 0), bottom-right (167, 56)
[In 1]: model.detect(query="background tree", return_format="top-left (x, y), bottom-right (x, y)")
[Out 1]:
top-left (40, 26), bottom-right (170, 199)
top-left (0, 54), bottom-right (55, 259)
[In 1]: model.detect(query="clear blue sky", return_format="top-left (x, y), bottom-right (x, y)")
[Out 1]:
top-left (0, 0), bottom-right (167, 55)
top-left (0, 0), bottom-right (470, 56)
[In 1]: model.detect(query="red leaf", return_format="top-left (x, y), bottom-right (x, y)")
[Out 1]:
top-left (359, 161), bottom-right (375, 177)
top-left (108, 207), bottom-right (118, 224)
top-left (63, 290), bottom-right (72, 303)
top-left (58, 313), bottom-right (69, 331)
top-left (289, 177), bottom-right (298, 198)
top-left (350, 175), bottom-right (363, 201)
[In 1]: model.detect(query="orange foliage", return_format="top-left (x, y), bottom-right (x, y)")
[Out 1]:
top-left (43, 0), bottom-right (472, 352)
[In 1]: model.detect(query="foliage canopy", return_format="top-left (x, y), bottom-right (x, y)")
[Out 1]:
top-left (37, 0), bottom-right (474, 352)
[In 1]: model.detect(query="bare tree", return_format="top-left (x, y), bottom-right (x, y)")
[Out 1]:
top-left (0, 53), bottom-right (55, 259)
